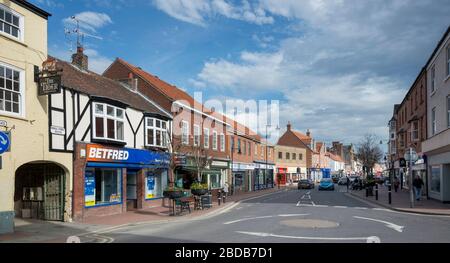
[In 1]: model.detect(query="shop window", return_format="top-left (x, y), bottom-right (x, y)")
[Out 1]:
top-left (93, 102), bottom-right (125, 142)
top-left (145, 117), bottom-right (169, 148)
top-left (430, 166), bottom-right (441, 193)
top-left (209, 173), bottom-right (221, 189)
top-left (145, 169), bottom-right (167, 199)
top-left (0, 63), bottom-right (23, 116)
top-left (85, 168), bottom-right (121, 207)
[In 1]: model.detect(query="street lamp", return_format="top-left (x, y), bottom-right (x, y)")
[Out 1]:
top-left (265, 124), bottom-right (280, 189)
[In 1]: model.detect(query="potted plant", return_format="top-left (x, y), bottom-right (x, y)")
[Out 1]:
top-left (190, 182), bottom-right (209, 196)
top-left (163, 186), bottom-right (184, 199)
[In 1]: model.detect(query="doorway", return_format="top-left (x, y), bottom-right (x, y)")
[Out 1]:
top-left (126, 170), bottom-right (138, 210)
top-left (14, 163), bottom-right (65, 221)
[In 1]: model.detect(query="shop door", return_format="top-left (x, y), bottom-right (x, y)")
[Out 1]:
top-left (127, 171), bottom-right (138, 210)
top-left (44, 168), bottom-right (65, 221)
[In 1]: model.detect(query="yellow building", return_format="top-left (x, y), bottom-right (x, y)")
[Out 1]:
top-left (275, 145), bottom-right (308, 183)
top-left (0, 0), bottom-right (72, 234)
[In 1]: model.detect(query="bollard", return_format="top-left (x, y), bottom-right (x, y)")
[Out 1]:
top-left (375, 184), bottom-right (378, 200)
top-left (388, 185), bottom-right (392, 204)
top-left (217, 191), bottom-right (222, 206)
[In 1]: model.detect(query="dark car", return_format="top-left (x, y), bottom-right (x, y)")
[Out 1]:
top-left (298, 179), bottom-right (314, 189)
top-left (318, 178), bottom-right (335, 191)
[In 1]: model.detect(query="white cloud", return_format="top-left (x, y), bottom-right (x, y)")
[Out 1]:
top-left (152, 0), bottom-right (274, 26)
top-left (188, 0), bottom-right (450, 143)
top-left (63, 11), bottom-right (113, 33)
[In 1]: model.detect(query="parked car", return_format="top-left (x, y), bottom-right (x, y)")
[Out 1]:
top-left (318, 178), bottom-right (335, 191)
top-left (338, 177), bottom-right (349, 185)
top-left (298, 179), bottom-right (314, 189)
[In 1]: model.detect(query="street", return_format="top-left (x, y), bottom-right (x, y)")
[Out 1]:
top-left (83, 185), bottom-right (450, 243)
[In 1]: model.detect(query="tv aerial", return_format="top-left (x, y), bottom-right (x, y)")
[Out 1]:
top-left (64, 16), bottom-right (102, 52)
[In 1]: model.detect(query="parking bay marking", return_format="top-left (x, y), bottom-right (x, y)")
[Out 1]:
top-left (353, 216), bottom-right (404, 233)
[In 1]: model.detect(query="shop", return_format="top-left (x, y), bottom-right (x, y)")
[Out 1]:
top-left (253, 162), bottom-right (275, 190)
top-left (426, 151), bottom-right (450, 203)
top-left (276, 167), bottom-right (287, 186)
top-left (412, 157), bottom-right (428, 198)
top-left (73, 143), bottom-right (169, 220)
top-left (232, 162), bottom-right (254, 194)
top-left (175, 157), bottom-right (229, 190)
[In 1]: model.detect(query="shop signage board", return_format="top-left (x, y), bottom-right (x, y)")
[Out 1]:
top-left (86, 144), bottom-right (170, 166)
top-left (146, 173), bottom-right (155, 199)
top-left (0, 131), bottom-right (10, 155)
top-left (85, 170), bottom-right (96, 207)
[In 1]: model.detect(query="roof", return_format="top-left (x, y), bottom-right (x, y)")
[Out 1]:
top-left (52, 58), bottom-right (171, 118)
top-left (11, 0), bottom-right (51, 19)
top-left (316, 142), bottom-right (323, 152)
top-left (425, 25), bottom-right (450, 68)
top-left (292, 130), bottom-right (312, 144)
top-left (327, 152), bottom-right (344, 162)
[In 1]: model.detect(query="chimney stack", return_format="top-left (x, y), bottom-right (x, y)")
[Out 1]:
top-left (71, 46), bottom-right (88, 71)
top-left (287, 121), bottom-right (291, 131)
top-left (306, 129), bottom-right (311, 137)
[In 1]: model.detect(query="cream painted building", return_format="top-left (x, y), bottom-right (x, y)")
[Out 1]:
top-left (0, 0), bottom-right (73, 234)
top-left (275, 145), bottom-right (307, 182)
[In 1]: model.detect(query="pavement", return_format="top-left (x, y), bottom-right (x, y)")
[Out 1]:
top-left (347, 184), bottom-right (450, 215)
top-left (0, 187), bottom-right (285, 243)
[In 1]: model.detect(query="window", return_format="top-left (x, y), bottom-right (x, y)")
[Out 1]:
top-left (261, 145), bottom-right (264, 158)
top-left (278, 152), bottom-right (282, 159)
top-left (145, 117), bottom-right (169, 147)
top-left (243, 140), bottom-right (246, 155)
top-left (411, 121), bottom-right (419, 141)
top-left (237, 138), bottom-right (241, 153)
top-left (93, 103), bottom-right (125, 142)
top-left (447, 45), bottom-right (450, 77)
top-left (85, 168), bottom-right (121, 207)
top-left (431, 166), bottom-right (441, 193)
top-left (220, 133), bottom-right (225, 152)
top-left (193, 125), bottom-right (200, 146)
top-left (209, 173), bottom-right (221, 189)
top-left (432, 107), bottom-right (436, 135)
top-left (431, 66), bottom-right (435, 93)
top-left (248, 142), bottom-right (251, 156)
top-left (212, 131), bottom-right (217, 150)
top-left (268, 148), bottom-right (271, 158)
top-left (145, 169), bottom-right (168, 199)
top-left (293, 153), bottom-right (296, 160)
top-left (286, 152), bottom-right (290, 160)
top-left (181, 121), bottom-right (189, 145)
top-left (0, 63), bottom-right (23, 115)
top-left (447, 96), bottom-right (450, 128)
top-left (204, 128), bottom-right (209, 148)
top-left (231, 136), bottom-right (234, 152)
top-left (0, 5), bottom-right (23, 40)
top-left (299, 153), bottom-right (303, 160)
top-left (255, 144), bottom-right (258, 156)
top-left (399, 133), bottom-right (405, 147)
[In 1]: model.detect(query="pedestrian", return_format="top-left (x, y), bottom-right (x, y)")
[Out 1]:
top-left (413, 175), bottom-right (424, 201)
top-left (394, 177), bottom-right (400, 192)
top-left (223, 182), bottom-right (229, 197)
top-left (346, 176), bottom-right (350, 191)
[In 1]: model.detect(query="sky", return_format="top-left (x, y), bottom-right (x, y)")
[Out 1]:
top-left (32, 0), bottom-right (450, 148)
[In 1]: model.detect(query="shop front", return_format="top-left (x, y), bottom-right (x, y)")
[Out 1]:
top-left (232, 162), bottom-right (254, 194)
top-left (276, 167), bottom-right (287, 186)
top-left (253, 162), bottom-right (275, 190)
top-left (73, 143), bottom-right (169, 220)
top-left (412, 157), bottom-right (428, 198)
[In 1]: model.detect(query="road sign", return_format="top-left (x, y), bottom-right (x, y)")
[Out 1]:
top-left (404, 148), bottom-right (418, 162)
top-left (0, 131), bottom-right (10, 154)
top-left (0, 120), bottom-right (7, 127)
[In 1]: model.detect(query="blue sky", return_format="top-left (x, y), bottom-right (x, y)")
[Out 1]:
top-left (31, 0), bottom-right (450, 147)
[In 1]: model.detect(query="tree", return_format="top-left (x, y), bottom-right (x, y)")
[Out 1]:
top-left (189, 144), bottom-right (213, 184)
top-left (356, 134), bottom-right (383, 178)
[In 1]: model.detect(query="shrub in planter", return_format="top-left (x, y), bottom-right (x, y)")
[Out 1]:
top-left (163, 186), bottom-right (184, 199)
top-left (190, 182), bottom-right (209, 196)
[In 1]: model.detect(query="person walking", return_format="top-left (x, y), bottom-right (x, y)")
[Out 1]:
top-left (413, 175), bottom-right (424, 201)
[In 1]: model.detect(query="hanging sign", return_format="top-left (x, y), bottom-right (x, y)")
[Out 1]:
top-left (38, 75), bottom-right (61, 95)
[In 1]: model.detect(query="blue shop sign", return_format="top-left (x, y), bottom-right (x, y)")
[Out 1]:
top-left (86, 144), bottom-right (170, 168)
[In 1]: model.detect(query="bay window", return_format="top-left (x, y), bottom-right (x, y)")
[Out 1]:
top-left (145, 117), bottom-right (169, 148)
top-left (93, 102), bottom-right (125, 142)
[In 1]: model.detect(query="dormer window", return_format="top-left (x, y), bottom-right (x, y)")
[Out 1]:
top-left (145, 117), bottom-right (169, 148)
top-left (93, 102), bottom-right (125, 142)
top-left (0, 4), bottom-right (23, 41)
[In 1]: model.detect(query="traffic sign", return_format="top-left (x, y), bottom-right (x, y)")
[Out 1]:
top-left (0, 131), bottom-right (10, 154)
top-left (404, 148), bottom-right (418, 162)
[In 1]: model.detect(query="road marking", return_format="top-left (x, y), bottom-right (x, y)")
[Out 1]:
top-left (296, 203), bottom-right (313, 207)
top-left (236, 231), bottom-right (380, 243)
top-left (278, 214), bottom-right (310, 217)
top-left (311, 201), bottom-right (316, 206)
top-left (372, 208), bottom-right (391, 212)
top-left (354, 207), bottom-right (368, 210)
top-left (314, 205), bottom-right (329, 208)
top-left (333, 206), bottom-right (348, 208)
top-left (353, 216), bottom-right (404, 233)
top-left (224, 215), bottom-right (275, 225)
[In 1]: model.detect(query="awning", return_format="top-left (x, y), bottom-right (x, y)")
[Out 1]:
top-left (87, 162), bottom-right (168, 169)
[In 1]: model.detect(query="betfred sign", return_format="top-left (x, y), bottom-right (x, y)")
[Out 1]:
top-left (87, 145), bottom-right (129, 161)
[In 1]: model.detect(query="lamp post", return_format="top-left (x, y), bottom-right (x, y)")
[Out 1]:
top-left (265, 124), bottom-right (280, 189)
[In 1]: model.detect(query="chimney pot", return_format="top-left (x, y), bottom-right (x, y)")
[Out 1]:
top-left (287, 121), bottom-right (291, 131)
top-left (306, 129), bottom-right (311, 137)
top-left (71, 46), bottom-right (88, 71)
